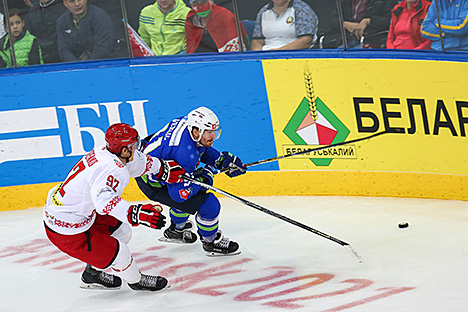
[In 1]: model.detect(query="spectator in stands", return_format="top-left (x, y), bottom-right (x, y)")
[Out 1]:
top-left (0, 8), bottom-right (43, 67)
top-left (387, 0), bottom-right (431, 50)
top-left (251, 0), bottom-right (318, 51)
top-left (56, 0), bottom-right (118, 61)
top-left (138, 0), bottom-right (190, 55)
top-left (185, 0), bottom-right (249, 53)
top-left (323, 0), bottom-right (397, 48)
top-left (26, 0), bottom-right (66, 63)
top-left (421, 0), bottom-right (468, 51)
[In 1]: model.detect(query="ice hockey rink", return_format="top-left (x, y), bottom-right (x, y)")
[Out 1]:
top-left (2, 195), bottom-right (468, 312)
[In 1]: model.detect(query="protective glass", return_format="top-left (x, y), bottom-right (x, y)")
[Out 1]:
top-left (204, 127), bottom-right (222, 141)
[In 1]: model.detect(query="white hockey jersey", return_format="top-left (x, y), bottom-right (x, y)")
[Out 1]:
top-left (44, 146), bottom-right (162, 235)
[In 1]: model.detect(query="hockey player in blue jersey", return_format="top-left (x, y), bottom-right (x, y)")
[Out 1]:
top-left (136, 107), bottom-right (247, 256)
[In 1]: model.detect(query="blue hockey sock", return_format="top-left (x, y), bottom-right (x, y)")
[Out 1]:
top-left (196, 213), bottom-right (219, 241)
top-left (169, 208), bottom-right (190, 229)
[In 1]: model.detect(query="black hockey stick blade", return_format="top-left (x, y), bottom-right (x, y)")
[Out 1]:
top-left (183, 174), bottom-right (363, 263)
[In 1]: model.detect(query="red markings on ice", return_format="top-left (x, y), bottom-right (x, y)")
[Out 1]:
top-left (0, 239), bottom-right (414, 310)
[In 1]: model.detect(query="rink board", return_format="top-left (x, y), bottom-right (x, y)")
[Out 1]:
top-left (0, 53), bottom-right (467, 210)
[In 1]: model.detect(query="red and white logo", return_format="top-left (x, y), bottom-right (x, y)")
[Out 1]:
top-left (179, 188), bottom-right (191, 200)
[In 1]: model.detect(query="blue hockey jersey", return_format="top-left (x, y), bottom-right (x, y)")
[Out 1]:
top-left (141, 117), bottom-right (221, 202)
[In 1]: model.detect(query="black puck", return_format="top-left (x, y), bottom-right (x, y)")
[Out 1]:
top-left (398, 222), bottom-right (409, 229)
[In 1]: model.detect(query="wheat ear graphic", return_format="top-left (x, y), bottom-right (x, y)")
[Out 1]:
top-left (304, 64), bottom-right (318, 122)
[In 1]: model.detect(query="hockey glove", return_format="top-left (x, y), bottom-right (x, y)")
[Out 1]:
top-left (215, 151), bottom-right (247, 178)
top-left (156, 159), bottom-right (185, 183)
top-left (128, 204), bottom-right (166, 229)
top-left (194, 165), bottom-right (214, 186)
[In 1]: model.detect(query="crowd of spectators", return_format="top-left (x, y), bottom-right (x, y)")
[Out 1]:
top-left (0, 0), bottom-right (467, 68)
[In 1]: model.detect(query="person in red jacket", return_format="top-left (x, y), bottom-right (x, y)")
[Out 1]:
top-left (185, 0), bottom-right (249, 53)
top-left (386, 0), bottom-right (431, 49)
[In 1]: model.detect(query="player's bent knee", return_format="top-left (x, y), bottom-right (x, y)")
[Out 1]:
top-left (111, 223), bottom-right (132, 244)
top-left (198, 193), bottom-right (221, 219)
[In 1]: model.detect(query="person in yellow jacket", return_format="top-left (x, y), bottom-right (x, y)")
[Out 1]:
top-left (138, 0), bottom-right (191, 55)
top-left (0, 8), bottom-right (43, 67)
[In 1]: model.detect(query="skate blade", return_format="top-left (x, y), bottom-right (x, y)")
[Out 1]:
top-left (80, 282), bottom-right (121, 290)
top-left (159, 284), bottom-right (171, 292)
top-left (158, 237), bottom-right (196, 244)
top-left (205, 250), bottom-right (241, 257)
top-left (129, 284), bottom-right (172, 292)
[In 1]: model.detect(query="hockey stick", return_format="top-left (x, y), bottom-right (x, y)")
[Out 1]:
top-left (183, 174), bottom-right (363, 263)
top-left (218, 131), bottom-right (386, 174)
top-left (246, 131), bottom-right (386, 169)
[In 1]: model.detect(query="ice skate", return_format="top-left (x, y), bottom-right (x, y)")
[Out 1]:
top-left (128, 274), bottom-right (169, 291)
top-left (202, 231), bottom-right (241, 257)
top-left (80, 264), bottom-right (122, 290)
top-left (158, 221), bottom-right (197, 244)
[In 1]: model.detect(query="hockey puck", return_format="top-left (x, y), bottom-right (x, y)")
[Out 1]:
top-left (398, 222), bottom-right (409, 229)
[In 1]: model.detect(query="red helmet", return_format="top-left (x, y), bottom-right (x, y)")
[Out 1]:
top-left (105, 123), bottom-right (139, 154)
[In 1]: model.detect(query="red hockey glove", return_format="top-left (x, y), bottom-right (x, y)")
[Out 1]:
top-left (128, 204), bottom-right (166, 229)
top-left (156, 159), bottom-right (185, 183)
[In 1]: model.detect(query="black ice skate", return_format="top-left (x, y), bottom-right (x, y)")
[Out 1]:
top-left (128, 274), bottom-right (169, 291)
top-left (202, 231), bottom-right (241, 257)
top-left (158, 221), bottom-right (197, 244)
top-left (80, 264), bottom-right (122, 290)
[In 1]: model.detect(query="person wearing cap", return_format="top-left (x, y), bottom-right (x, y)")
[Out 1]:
top-left (185, 0), bottom-right (250, 53)
top-left (138, 0), bottom-right (191, 55)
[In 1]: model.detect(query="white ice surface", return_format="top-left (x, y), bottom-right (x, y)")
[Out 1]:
top-left (1, 195), bottom-right (468, 312)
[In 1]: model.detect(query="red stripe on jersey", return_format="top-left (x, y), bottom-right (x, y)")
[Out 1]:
top-left (103, 196), bottom-right (122, 214)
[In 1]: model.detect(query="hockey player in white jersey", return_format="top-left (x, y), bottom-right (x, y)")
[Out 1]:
top-left (43, 123), bottom-right (185, 291)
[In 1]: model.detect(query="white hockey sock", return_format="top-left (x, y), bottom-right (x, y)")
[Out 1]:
top-left (175, 221), bottom-right (187, 230)
top-left (110, 241), bottom-right (140, 283)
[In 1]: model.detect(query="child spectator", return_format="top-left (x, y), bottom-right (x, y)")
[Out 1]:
top-left (0, 8), bottom-right (43, 67)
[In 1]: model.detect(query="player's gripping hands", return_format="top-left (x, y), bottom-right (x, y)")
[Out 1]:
top-left (194, 165), bottom-right (214, 186)
top-left (215, 151), bottom-right (247, 178)
top-left (156, 159), bottom-right (185, 183)
top-left (128, 204), bottom-right (166, 229)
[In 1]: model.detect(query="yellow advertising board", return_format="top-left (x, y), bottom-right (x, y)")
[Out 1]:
top-left (260, 58), bottom-right (468, 200)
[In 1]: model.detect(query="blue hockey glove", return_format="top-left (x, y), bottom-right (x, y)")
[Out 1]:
top-left (194, 165), bottom-right (214, 186)
top-left (215, 151), bottom-right (247, 178)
